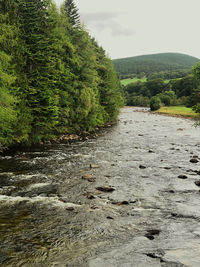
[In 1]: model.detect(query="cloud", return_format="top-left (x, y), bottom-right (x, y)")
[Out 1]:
top-left (80, 12), bottom-right (118, 22)
top-left (80, 12), bottom-right (135, 37)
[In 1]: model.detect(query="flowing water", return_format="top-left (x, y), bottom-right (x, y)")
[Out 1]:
top-left (1, 107), bottom-right (200, 267)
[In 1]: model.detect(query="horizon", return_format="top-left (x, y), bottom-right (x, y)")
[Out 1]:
top-left (112, 52), bottom-right (200, 61)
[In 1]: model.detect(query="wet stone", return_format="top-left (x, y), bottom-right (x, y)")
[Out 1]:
top-left (168, 190), bottom-right (175, 193)
top-left (86, 193), bottom-right (95, 200)
top-left (96, 186), bottom-right (115, 192)
top-left (66, 207), bottom-right (74, 211)
top-left (139, 165), bottom-right (146, 169)
top-left (178, 175), bottom-right (188, 179)
top-left (106, 216), bottom-right (114, 220)
top-left (90, 164), bottom-right (99, 169)
top-left (111, 200), bottom-right (129, 205)
top-left (145, 251), bottom-right (165, 262)
top-left (148, 150), bottom-right (155, 153)
top-left (194, 180), bottom-right (200, 186)
top-left (163, 167), bottom-right (171, 170)
top-left (147, 229), bottom-right (160, 236)
top-left (82, 174), bottom-right (95, 182)
top-left (190, 158), bottom-right (199, 163)
top-left (145, 235), bottom-right (155, 240)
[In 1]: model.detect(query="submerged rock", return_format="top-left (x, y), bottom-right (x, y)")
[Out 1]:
top-left (96, 186), bottom-right (115, 192)
top-left (106, 216), bottom-right (114, 220)
top-left (111, 200), bottom-right (129, 205)
top-left (86, 193), bottom-right (95, 199)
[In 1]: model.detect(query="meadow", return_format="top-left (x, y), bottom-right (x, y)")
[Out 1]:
top-left (156, 106), bottom-right (199, 118)
top-left (121, 77), bottom-right (147, 85)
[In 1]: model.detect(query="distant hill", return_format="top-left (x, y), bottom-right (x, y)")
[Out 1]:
top-left (112, 53), bottom-right (200, 77)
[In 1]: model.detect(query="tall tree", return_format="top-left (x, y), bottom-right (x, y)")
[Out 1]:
top-left (0, 12), bottom-right (18, 148)
top-left (64, 0), bottom-right (80, 28)
top-left (17, 0), bottom-right (60, 142)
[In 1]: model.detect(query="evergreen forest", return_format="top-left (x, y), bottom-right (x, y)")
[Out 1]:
top-left (0, 0), bottom-right (123, 150)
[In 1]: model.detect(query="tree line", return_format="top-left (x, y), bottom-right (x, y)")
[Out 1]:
top-left (113, 53), bottom-right (199, 78)
top-left (124, 63), bottom-right (200, 111)
top-left (0, 0), bottom-right (123, 150)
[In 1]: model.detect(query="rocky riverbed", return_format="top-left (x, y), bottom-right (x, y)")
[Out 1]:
top-left (1, 107), bottom-right (200, 267)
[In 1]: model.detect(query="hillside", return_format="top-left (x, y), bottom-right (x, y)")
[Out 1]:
top-left (113, 53), bottom-right (200, 76)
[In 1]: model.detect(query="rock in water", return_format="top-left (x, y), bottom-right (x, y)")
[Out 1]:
top-left (194, 180), bottom-right (200, 186)
top-left (190, 158), bottom-right (199, 163)
top-left (90, 164), bottom-right (99, 169)
top-left (96, 186), bottom-right (115, 192)
top-left (178, 175), bottom-right (188, 179)
top-left (111, 200), bottom-right (129, 205)
top-left (139, 165), bottom-right (146, 169)
top-left (82, 174), bottom-right (95, 182)
top-left (86, 193), bottom-right (95, 199)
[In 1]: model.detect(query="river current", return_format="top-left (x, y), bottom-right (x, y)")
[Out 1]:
top-left (1, 107), bottom-right (200, 267)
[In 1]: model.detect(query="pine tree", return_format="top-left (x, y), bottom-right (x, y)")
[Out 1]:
top-left (92, 40), bottom-right (124, 122)
top-left (0, 13), bottom-right (18, 148)
top-left (17, 0), bottom-right (60, 142)
top-left (64, 0), bottom-right (80, 28)
top-left (0, 0), bottom-right (123, 149)
top-left (49, 3), bottom-right (77, 134)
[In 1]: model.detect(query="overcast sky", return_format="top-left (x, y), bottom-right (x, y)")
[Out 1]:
top-left (55, 0), bottom-right (200, 60)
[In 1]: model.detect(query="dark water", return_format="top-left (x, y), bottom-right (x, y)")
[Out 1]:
top-left (1, 107), bottom-right (200, 267)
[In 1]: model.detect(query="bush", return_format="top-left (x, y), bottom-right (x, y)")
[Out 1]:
top-left (132, 95), bottom-right (150, 107)
top-left (159, 94), bottom-right (171, 106)
top-left (150, 96), bottom-right (162, 111)
top-left (192, 103), bottom-right (200, 114)
top-left (177, 96), bottom-right (188, 105)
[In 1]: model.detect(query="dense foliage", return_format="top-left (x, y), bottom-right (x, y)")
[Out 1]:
top-left (0, 0), bottom-right (123, 150)
top-left (124, 62), bottom-right (200, 111)
top-left (113, 53), bottom-right (199, 78)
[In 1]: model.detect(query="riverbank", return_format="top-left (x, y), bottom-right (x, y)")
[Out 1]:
top-left (0, 122), bottom-right (116, 156)
top-left (154, 105), bottom-right (199, 119)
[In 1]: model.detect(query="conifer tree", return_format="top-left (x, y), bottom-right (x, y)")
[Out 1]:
top-left (0, 0), bottom-right (123, 149)
top-left (64, 0), bottom-right (80, 28)
top-left (0, 12), bottom-right (17, 147)
top-left (17, 0), bottom-right (60, 142)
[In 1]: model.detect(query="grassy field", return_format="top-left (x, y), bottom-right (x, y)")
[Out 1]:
top-left (121, 77), bottom-right (181, 86)
top-left (121, 77), bottom-right (147, 86)
top-left (157, 106), bottom-right (199, 118)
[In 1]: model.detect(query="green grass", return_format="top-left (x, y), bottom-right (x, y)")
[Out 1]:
top-left (121, 77), bottom-right (173, 86)
top-left (157, 106), bottom-right (199, 118)
top-left (121, 77), bottom-right (147, 86)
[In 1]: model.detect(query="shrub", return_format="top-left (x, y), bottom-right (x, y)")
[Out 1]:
top-left (132, 95), bottom-right (150, 107)
top-left (159, 94), bottom-right (171, 106)
top-left (150, 96), bottom-right (162, 111)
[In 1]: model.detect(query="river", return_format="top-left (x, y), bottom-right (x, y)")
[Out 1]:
top-left (1, 107), bottom-right (200, 267)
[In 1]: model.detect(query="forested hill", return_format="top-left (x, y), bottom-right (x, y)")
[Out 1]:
top-left (0, 0), bottom-right (123, 150)
top-left (113, 53), bottom-right (200, 76)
